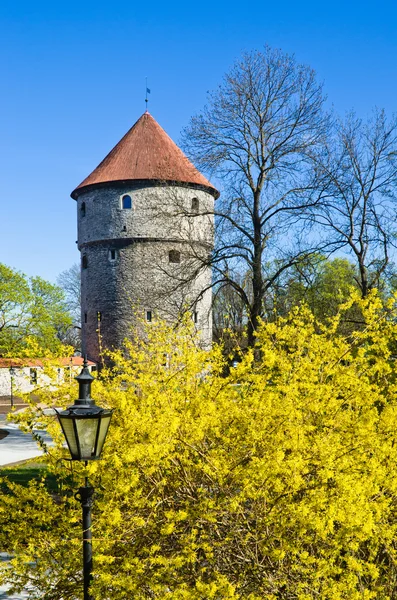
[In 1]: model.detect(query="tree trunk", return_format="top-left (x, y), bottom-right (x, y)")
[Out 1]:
top-left (247, 191), bottom-right (263, 348)
top-left (359, 261), bottom-right (369, 298)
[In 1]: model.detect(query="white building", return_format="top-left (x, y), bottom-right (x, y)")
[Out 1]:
top-left (0, 357), bottom-right (96, 402)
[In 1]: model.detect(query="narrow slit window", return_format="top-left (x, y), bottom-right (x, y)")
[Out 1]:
top-left (146, 310), bottom-right (152, 322)
top-left (81, 202), bottom-right (86, 217)
top-left (109, 249), bottom-right (117, 261)
top-left (30, 368), bottom-right (37, 385)
top-left (169, 249), bottom-right (180, 263)
top-left (84, 312), bottom-right (87, 323)
top-left (193, 311), bottom-right (198, 324)
top-left (82, 255), bottom-right (88, 269)
top-left (122, 194), bottom-right (132, 209)
top-left (191, 198), bottom-right (199, 213)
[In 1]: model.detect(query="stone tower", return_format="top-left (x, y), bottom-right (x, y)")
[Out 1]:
top-left (71, 112), bottom-right (219, 363)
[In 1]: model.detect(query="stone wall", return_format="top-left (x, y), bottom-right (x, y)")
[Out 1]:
top-left (77, 182), bottom-right (215, 362)
top-left (77, 182), bottom-right (214, 245)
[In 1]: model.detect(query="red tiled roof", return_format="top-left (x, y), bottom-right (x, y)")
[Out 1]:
top-left (0, 357), bottom-right (95, 368)
top-left (71, 112), bottom-right (219, 199)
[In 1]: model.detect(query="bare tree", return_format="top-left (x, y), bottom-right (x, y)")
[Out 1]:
top-left (57, 263), bottom-right (81, 349)
top-left (213, 276), bottom-right (248, 352)
top-left (57, 263), bottom-right (81, 324)
top-left (182, 46), bottom-right (330, 346)
top-left (309, 109), bottom-right (397, 297)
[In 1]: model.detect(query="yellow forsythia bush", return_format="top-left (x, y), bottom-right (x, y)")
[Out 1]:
top-left (2, 292), bottom-right (397, 599)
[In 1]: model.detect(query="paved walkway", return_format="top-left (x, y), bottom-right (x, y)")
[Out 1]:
top-left (0, 555), bottom-right (29, 599)
top-left (0, 584), bottom-right (29, 599)
top-left (0, 415), bottom-right (52, 466)
top-left (0, 420), bottom-right (53, 597)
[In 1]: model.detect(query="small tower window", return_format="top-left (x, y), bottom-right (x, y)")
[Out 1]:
top-left (84, 312), bottom-right (87, 323)
top-left (146, 310), bottom-right (152, 322)
top-left (30, 368), bottom-right (37, 385)
top-left (81, 202), bottom-right (86, 217)
top-left (82, 255), bottom-right (88, 269)
top-left (122, 194), bottom-right (132, 209)
top-left (193, 311), bottom-right (198, 324)
top-left (109, 249), bottom-right (118, 261)
top-left (169, 250), bottom-right (181, 263)
top-left (191, 198), bottom-right (199, 213)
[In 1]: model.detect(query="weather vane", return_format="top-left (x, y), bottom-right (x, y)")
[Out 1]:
top-left (145, 77), bottom-right (151, 112)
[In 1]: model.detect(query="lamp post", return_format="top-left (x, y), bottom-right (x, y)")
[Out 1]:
top-left (56, 358), bottom-right (113, 600)
top-left (9, 366), bottom-right (15, 408)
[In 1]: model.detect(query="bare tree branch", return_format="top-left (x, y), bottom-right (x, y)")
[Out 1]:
top-left (182, 46), bottom-right (330, 346)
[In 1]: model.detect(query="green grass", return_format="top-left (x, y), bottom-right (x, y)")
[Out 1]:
top-left (0, 461), bottom-right (59, 492)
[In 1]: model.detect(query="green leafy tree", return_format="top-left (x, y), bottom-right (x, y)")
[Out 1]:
top-left (3, 298), bottom-right (397, 598)
top-left (272, 256), bottom-right (359, 320)
top-left (272, 256), bottom-right (397, 336)
top-left (214, 257), bottom-right (363, 350)
top-left (0, 263), bottom-right (73, 357)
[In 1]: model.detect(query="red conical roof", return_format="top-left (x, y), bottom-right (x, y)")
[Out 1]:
top-left (71, 112), bottom-right (219, 199)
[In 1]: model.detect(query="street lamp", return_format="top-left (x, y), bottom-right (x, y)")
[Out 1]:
top-left (9, 366), bottom-right (15, 408)
top-left (56, 358), bottom-right (113, 600)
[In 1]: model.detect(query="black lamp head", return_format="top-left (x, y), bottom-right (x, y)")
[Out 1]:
top-left (56, 357), bottom-right (113, 461)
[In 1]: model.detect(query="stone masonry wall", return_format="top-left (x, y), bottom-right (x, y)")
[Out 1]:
top-left (77, 182), bottom-right (215, 362)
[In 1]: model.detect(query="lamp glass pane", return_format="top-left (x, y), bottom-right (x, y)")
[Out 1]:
top-left (59, 417), bottom-right (79, 458)
top-left (96, 415), bottom-right (112, 456)
top-left (75, 418), bottom-right (100, 459)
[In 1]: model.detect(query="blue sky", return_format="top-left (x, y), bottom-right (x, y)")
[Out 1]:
top-left (1, 0), bottom-right (397, 283)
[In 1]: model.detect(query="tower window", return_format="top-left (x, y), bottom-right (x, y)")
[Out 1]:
top-left (191, 198), bottom-right (199, 213)
top-left (109, 249), bottom-right (118, 261)
top-left (84, 312), bottom-right (87, 323)
top-left (121, 194), bottom-right (132, 209)
top-left (146, 310), bottom-right (152, 322)
top-left (82, 255), bottom-right (88, 269)
top-left (30, 368), bottom-right (37, 385)
top-left (169, 250), bottom-right (180, 263)
top-left (81, 202), bottom-right (86, 217)
top-left (193, 311), bottom-right (198, 324)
